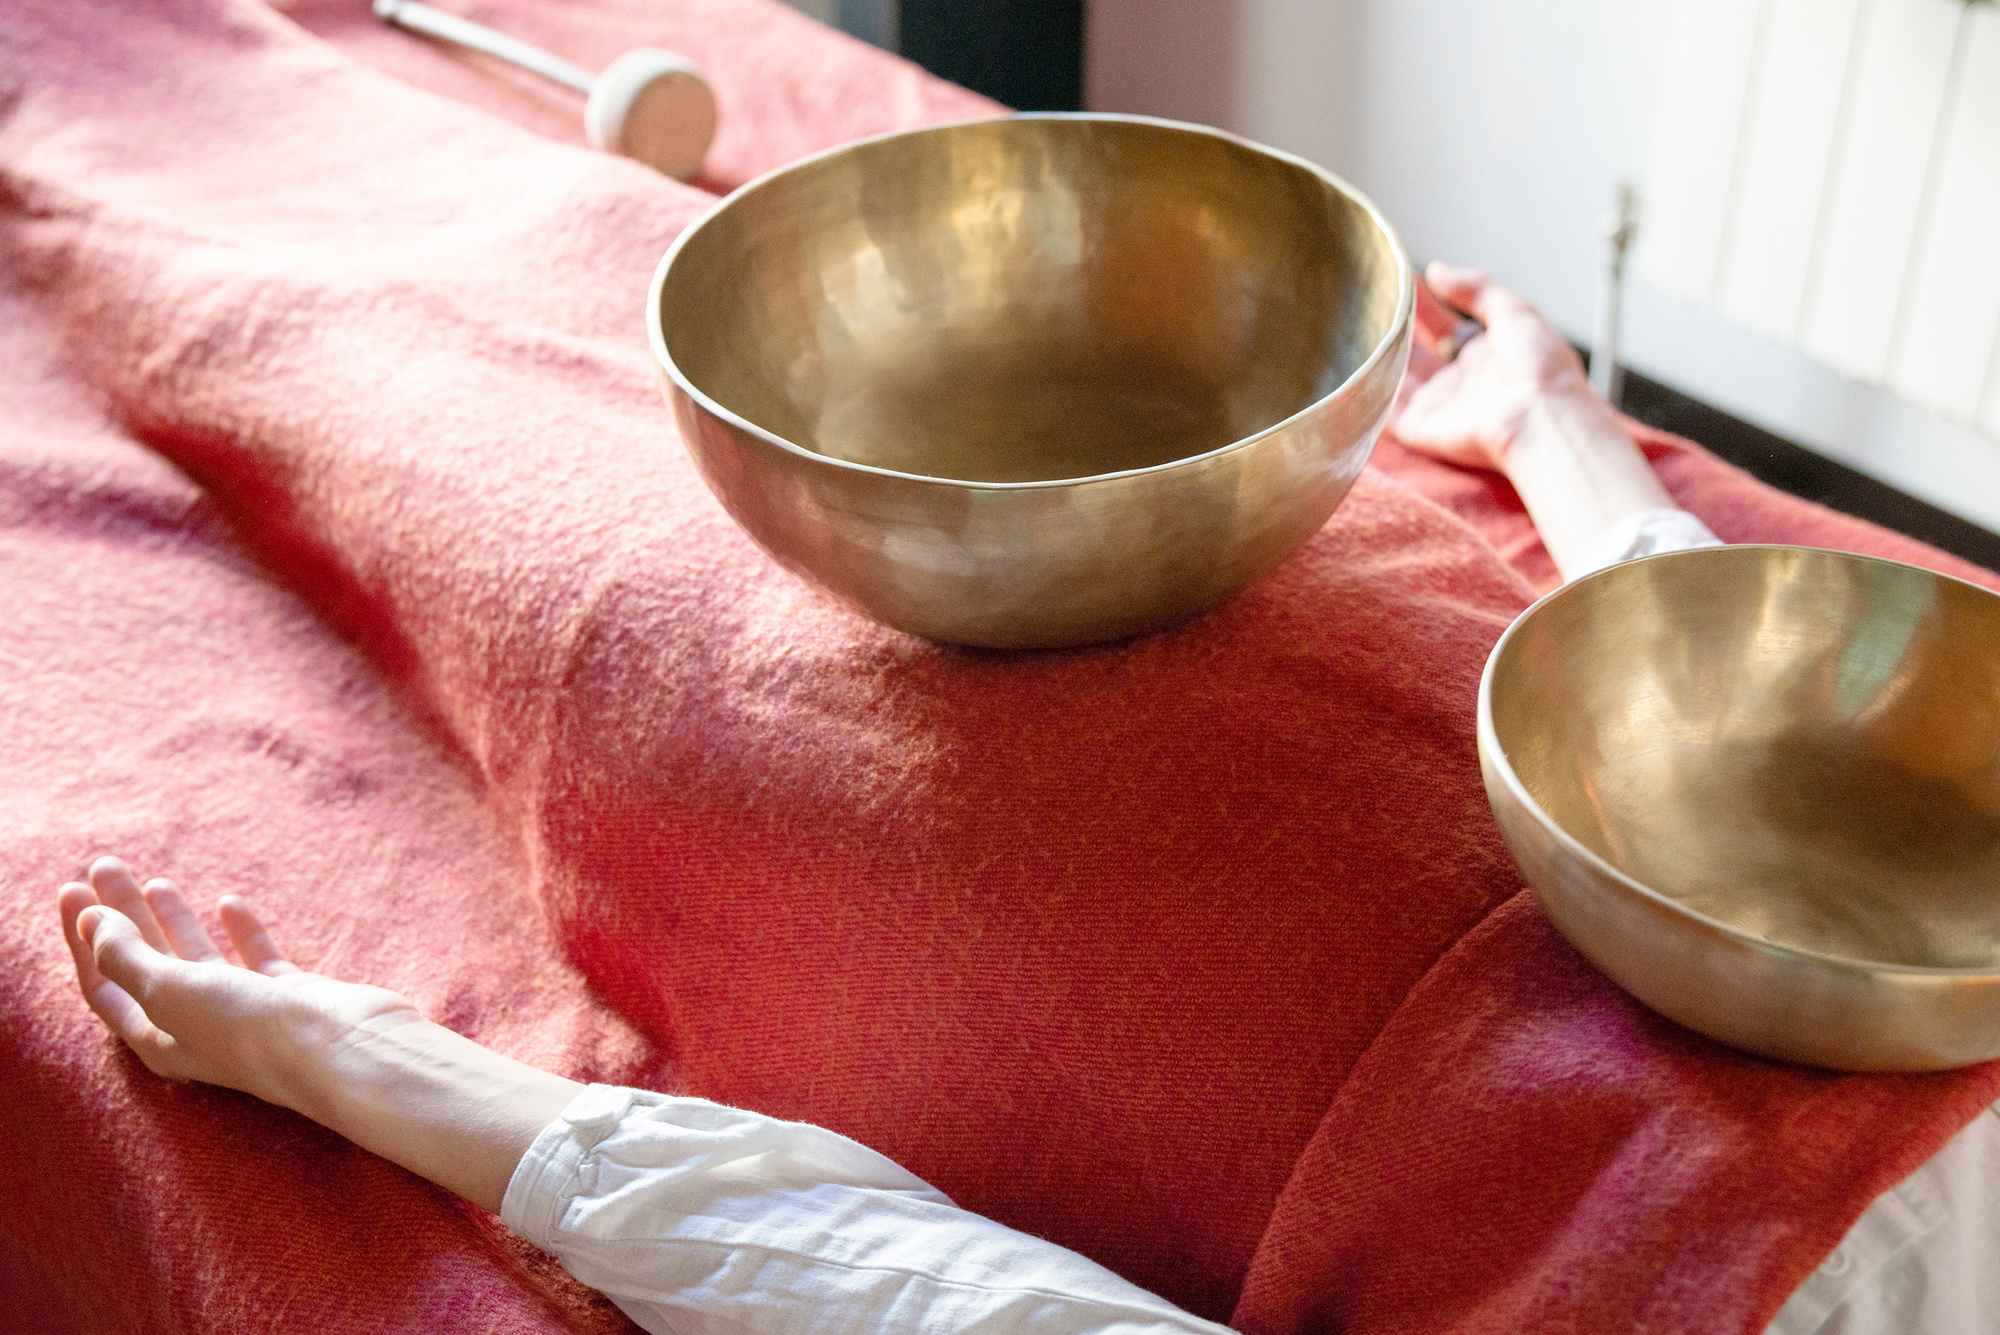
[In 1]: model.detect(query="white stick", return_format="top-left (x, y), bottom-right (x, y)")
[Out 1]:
top-left (1590, 182), bottom-right (1640, 409)
top-left (373, 0), bottom-right (596, 95)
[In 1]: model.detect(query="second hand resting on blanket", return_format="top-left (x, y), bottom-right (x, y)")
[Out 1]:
top-left (1398, 262), bottom-right (1717, 579)
top-left (55, 265), bottom-right (1718, 1335)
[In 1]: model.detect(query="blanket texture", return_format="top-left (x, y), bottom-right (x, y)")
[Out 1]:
top-left (1, 1), bottom-right (1995, 1332)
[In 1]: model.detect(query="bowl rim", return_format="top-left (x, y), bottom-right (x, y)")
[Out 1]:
top-left (1476, 542), bottom-right (2000, 980)
top-left (645, 111), bottom-right (1415, 492)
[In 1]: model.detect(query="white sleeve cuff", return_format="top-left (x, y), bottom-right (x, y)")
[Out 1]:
top-left (500, 1082), bottom-right (651, 1250)
top-left (1567, 507), bottom-right (1723, 582)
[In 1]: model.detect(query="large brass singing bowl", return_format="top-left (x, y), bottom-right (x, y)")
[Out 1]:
top-left (1480, 545), bottom-right (2000, 1071)
top-left (648, 114), bottom-right (1413, 648)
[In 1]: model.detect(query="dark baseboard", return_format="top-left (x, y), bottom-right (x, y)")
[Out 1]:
top-left (1616, 368), bottom-right (2000, 573)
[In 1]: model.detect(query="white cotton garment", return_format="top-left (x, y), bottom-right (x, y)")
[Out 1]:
top-left (1567, 506), bottom-right (1723, 581)
top-left (505, 1087), bottom-right (1999, 1335)
top-left (501, 1084), bottom-right (1235, 1335)
top-left (1765, 1105), bottom-right (2000, 1335)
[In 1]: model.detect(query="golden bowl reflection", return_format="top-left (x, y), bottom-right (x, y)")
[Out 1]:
top-left (649, 114), bottom-right (1412, 648)
top-left (1480, 545), bottom-right (2000, 1070)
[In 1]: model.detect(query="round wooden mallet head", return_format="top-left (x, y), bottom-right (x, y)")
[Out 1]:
top-left (586, 50), bottom-right (718, 182)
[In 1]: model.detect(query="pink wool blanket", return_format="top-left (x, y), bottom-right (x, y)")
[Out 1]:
top-left (2, 0), bottom-right (1996, 1331)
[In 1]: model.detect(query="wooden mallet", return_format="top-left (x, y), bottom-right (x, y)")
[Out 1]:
top-left (374, 0), bottom-right (717, 181)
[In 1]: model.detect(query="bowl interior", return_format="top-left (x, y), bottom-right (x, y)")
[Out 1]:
top-left (1488, 546), bottom-right (2000, 970)
top-left (658, 116), bottom-right (1405, 484)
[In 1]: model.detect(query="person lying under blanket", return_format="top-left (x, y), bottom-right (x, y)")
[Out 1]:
top-left (53, 264), bottom-right (1995, 1335)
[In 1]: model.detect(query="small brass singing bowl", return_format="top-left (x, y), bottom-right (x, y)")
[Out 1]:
top-left (648, 114), bottom-right (1413, 648)
top-left (1480, 545), bottom-right (2000, 1071)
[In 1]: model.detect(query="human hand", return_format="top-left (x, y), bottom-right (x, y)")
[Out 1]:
top-left (58, 856), bottom-right (423, 1112)
top-left (59, 856), bottom-right (580, 1213)
top-left (1390, 261), bottom-right (1600, 472)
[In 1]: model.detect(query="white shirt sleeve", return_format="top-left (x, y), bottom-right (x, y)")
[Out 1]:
top-left (1765, 1104), bottom-right (2000, 1335)
top-left (1567, 506), bottom-right (1723, 581)
top-left (507, 1076), bottom-right (1996, 1335)
top-left (500, 1084), bottom-right (1235, 1335)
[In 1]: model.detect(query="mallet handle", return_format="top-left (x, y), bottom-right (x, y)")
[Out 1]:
top-left (373, 0), bottom-right (596, 95)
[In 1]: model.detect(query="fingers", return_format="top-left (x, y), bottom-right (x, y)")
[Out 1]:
top-left (74, 904), bottom-right (177, 1058)
top-left (1404, 264), bottom-right (1472, 400)
top-left (58, 881), bottom-right (108, 996)
top-left (80, 904), bottom-right (167, 1000)
top-left (143, 879), bottom-right (226, 963)
top-left (1423, 261), bottom-right (1529, 328)
top-left (60, 885), bottom-right (147, 1042)
top-left (87, 856), bottom-right (173, 953)
top-left (1414, 268), bottom-right (1463, 343)
top-left (218, 896), bottom-right (300, 976)
top-left (1412, 267), bottom-right (1488, 379)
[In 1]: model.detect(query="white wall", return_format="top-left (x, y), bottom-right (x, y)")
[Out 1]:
top-left (1085, 0), bottom-right (2000, 532)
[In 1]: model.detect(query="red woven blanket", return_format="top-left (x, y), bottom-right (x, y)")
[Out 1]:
top-left (1, 1), bottom-right (1993, 1331)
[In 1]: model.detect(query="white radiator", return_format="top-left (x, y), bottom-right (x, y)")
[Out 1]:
top-left (1643, 0), bottom-right (2000, 439)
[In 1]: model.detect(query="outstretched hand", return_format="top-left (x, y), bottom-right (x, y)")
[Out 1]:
top-left (1386, 261), bottom-right (1676, 580)
top-left (1391, 260), bottom-right (1599, 471)
top-left (58, 856), bottom-right (579, 1213)
top-left (58, 857), bottom-right (424, 1112)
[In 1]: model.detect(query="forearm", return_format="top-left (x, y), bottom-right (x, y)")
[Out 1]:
top-left (1499, 390), bottom-right (1674, 581)
top-left (66, 869), bottom-right (1228, 1333)
top-left (277, 1013), bottom-right (580, 1213)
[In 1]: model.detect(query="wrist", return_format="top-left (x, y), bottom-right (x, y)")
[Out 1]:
top-left (1496, 386), bottom-right (1624, 475)
top-left (275, 1009), bottom-right (582, 1213)
top-left (261, 1005), bottom-right (437, 1127)
top-left (1493, 389), bottom-right (1675, 582)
